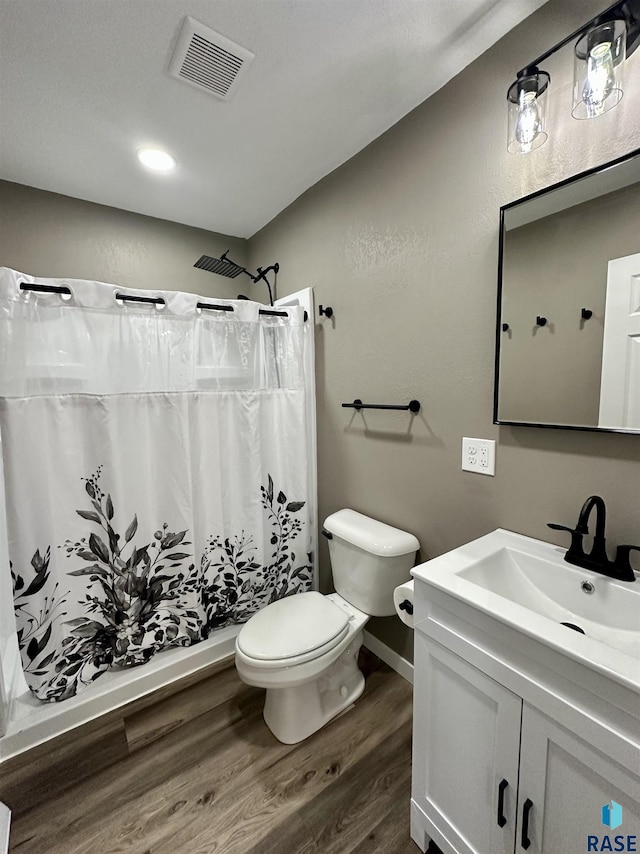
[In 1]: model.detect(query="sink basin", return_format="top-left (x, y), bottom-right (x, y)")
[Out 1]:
top-left (459, 545), bottom-right (640, 655)
top-left (412, 529), bottom-right (640, 691)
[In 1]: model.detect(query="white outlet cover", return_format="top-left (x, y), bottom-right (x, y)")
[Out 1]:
top-left (462, 438), bottom-right (496, 476)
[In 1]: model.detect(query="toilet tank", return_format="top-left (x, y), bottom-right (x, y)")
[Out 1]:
top-left (323, 509), bottom-right (420, 617)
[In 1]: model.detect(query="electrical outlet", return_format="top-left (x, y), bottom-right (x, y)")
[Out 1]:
top-left (462, 438), bottom-right (496, 476)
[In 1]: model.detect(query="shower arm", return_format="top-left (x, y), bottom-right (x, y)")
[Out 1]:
top-left (220, 252), bottom-right (278, 306)
top-left (252, 264), bottom-right (279, 307)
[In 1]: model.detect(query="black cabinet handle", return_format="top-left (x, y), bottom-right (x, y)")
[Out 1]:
top-left (521, 798), bottom-right (533, 850)
top-left (497, 778), bottom-right (508, 827)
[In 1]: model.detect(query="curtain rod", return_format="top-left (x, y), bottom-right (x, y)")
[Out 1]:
top-left (18, 283), bottom-right (308, 321)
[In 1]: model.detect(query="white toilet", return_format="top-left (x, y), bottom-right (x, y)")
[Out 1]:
top-left (235, 509), bottom-right (419, 744)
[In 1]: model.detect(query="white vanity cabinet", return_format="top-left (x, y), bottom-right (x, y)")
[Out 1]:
top-left (412, 637), bottom-right (521, 854)
top-left (517, 703), bottom-right (640, 854)
top-left (410, 590), bottom-right (640, 854)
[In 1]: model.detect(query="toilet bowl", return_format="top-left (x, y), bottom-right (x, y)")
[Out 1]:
top-left (236, 592), bottom-right (368, 743)
top-left (235, 509), bottom-right (420, 744)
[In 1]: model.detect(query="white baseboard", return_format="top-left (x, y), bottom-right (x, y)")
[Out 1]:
top-left (363, 630), bottom-right (413, 685)
top-left (0, 802), bottom-right (10, 854)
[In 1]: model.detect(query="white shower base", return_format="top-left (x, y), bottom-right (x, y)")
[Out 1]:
top-left (0, 625), bottom-right (240, 763)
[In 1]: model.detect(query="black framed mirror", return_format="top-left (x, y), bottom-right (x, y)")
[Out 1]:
top-left (494, 147), bottom-right (640, 434)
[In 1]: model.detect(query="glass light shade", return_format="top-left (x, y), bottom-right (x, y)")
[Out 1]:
top-left (572, 20), bottom-right (626, 119)
top-left (507, 70), bottom-right (550, 155)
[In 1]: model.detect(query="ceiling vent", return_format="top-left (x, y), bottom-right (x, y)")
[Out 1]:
top-left (169, 16), bottom-right (254, 101)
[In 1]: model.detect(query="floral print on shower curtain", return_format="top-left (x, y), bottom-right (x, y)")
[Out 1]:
top-left (0, 267), bottom-right (314, 702)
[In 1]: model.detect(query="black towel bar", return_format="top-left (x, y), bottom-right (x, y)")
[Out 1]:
top-left (342, 399), bottom-right (421, 414)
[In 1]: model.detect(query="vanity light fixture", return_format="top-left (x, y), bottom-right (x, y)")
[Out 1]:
top-left (507, 0), bottom-right (640, 153)
top-left (572, 18), bottom-right (627, 119)
top-left (136, 148), bottom-right (176, 172)
top-left (507, 68), bottom-right (550, 154)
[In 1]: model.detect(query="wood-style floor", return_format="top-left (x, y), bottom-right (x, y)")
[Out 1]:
top-left (3, 653), bottom-right (439, 854)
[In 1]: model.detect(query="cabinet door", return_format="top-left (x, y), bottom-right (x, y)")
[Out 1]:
top-left (0, 802), bottom-right (9, 854)
top-left (516, 705), bottom-right (640, 854)
top-left (413, 634), bottom-right (522, 854)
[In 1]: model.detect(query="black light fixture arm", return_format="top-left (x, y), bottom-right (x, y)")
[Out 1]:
top-left (515, 0), bottom-right (640, 77)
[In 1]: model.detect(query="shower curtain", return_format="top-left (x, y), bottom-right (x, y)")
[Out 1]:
top-left (0, 267), bottom-right (313, 703)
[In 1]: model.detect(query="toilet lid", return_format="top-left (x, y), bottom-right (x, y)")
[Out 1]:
top-left (237, 591), bottom-right (350, 661)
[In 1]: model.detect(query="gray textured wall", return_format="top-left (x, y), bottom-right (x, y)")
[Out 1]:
top-left (248, 0), bottom-right (640, 661)
top-left (499, 182), bottom-right (640, 426)
top-left (3, 1), bottom-right (640, 666)
top-left (0, 180), bottom-right (248, 299)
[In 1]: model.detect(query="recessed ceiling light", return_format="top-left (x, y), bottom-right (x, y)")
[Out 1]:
top-left (137, 148), bottom-right (176, 172)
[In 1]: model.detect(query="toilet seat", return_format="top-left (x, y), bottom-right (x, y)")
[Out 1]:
top-left (237, 591), bottom-right (350, 665)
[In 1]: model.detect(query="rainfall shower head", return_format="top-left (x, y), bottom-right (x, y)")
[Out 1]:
top-left (194, 250), bottom-right (279, 306)
top-left (194, 252), bottom-right (245, 278)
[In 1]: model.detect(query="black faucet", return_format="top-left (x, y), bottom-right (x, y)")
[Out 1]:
top-left (548, 495), bottom-right (639, 583)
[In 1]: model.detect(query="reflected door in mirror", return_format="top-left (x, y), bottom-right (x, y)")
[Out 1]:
top-left (599, 253), bottom-right (640, 429)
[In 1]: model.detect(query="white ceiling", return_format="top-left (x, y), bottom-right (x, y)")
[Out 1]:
top-left (0, 0), bottom-right (548, 239)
